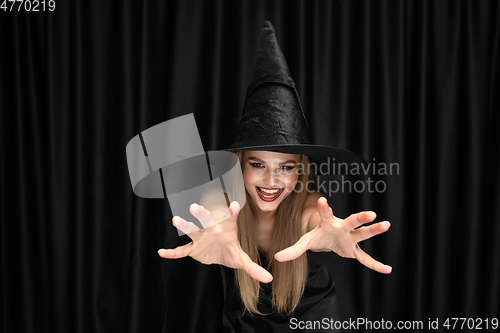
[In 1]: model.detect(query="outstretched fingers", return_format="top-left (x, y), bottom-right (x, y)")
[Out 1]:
top-left (352, 221), bottom-right (391, 243)
top-left (354, 245), bottom-right (392, 274)
top-left (172, 215), bottom-right (201, 236)
top-left (228, 201), bottom-right (241, 220)
top-left (190, 204), bottom-right (213, 229)
top-left (221, 201), bottom-right (241, 231)
top-left (158, 242), bottom-right (193, 259)
top-left (317, 197), bottom-right (336, 225)
top-left (241, 256), bottom-right (273, 283)
top-left (274, 231), bottom-right (315, 262)
top-left (346, 211), bottom-right (377, 231)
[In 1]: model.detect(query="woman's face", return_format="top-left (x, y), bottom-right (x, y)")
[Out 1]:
top-left (241, 150), bottom-right (301, 214)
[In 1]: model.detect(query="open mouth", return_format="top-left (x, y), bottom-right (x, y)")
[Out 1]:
top-left (256, 186), bottom-right (284, 202)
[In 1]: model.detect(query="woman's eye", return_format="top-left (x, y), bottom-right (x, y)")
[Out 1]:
top-left (280, 165), bottom-right (295, 170)
top-left (250, 163), bottom-right (263, 168)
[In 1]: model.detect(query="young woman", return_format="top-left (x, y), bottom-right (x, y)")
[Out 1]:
top-left (158, 150), bottom-right (391, 327)
top-left (158, 21), bottom-right (392, 331)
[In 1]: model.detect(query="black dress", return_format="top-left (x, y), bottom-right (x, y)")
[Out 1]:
top-left (220, 250), bottom-right (341, 333)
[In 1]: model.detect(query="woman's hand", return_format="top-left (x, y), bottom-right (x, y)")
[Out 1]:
top-left (158, 201), bottom-right (273, 283)
top-left (274, 197), bottom-right (392, 274)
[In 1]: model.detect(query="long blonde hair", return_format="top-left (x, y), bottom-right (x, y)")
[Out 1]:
top-left (234, 151), bottom-right (313, 315)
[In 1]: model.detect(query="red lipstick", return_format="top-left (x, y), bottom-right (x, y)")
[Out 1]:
top-left (256, 186), bottom-right (284, 202)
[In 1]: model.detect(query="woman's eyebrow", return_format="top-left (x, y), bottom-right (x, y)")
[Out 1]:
top-left (248, 157), bottom-right (297, 164)
top-left (248, 156), bottom-right (265, 163)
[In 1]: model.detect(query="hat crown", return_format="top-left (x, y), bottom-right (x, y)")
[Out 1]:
top-left (230, 21), bottom-right (310, 150)
top-left (251, 21), bottom-right (292, 82)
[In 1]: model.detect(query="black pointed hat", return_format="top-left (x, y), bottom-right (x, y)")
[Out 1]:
top-left (227, 21), bottom-right (366, 170)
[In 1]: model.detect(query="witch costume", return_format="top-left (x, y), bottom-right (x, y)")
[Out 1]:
top-left (220, 21), bottom-right (364, 333)
top-left (126, 20), bottom-right (367, 333)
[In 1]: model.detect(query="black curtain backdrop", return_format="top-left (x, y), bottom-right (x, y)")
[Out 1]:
top-left (1, 1), bottom-right (499, 332)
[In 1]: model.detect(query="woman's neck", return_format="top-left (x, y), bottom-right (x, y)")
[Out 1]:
top-left (255, 208), bottom-right (276, 225)
top-left (254, 209), bottom-right (276, 255)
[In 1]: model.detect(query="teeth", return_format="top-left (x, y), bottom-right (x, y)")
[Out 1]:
top-left (259, 187), bottom-right (280, 194)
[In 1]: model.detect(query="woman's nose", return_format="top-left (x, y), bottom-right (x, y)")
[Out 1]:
top-left (263, 168), bottom-right (280, 185)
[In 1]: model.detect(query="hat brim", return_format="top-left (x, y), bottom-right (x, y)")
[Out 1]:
top-left (224, 144), bottom-right (367, 175)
